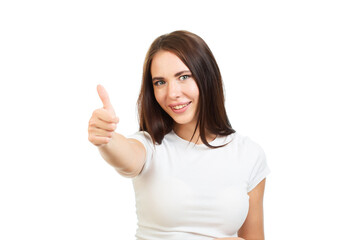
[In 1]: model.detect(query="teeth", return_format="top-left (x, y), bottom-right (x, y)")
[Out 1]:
top-left (173, 103), bottom-right (189, 110)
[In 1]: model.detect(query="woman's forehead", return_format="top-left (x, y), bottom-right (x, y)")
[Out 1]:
top-left (151, 50), bottom-right (189, 77)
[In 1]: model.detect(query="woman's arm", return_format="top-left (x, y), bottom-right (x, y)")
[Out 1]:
top-left (237, 178), bottom-right (267, 240)
top-left (88, 85), bottom-right (146, 178)
top-left (214, 180), bottom-right (266, 240)
top-left (97, 133), bottom-right (146, 178)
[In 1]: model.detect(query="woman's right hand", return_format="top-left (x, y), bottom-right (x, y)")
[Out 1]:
top-left (88, 84), bottom-right (119, 147)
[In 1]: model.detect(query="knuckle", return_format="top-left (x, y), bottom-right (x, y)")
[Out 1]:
top-left (89, 120), bottom-right (95, 127)
top-left (93, 108), bottom-right (102, 117)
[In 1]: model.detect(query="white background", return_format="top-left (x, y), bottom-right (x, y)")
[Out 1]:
top-left (1, 0), bottom-right (359, 239)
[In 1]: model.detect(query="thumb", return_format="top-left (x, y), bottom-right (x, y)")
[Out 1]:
top-left (97, 84), bottom-right (116, 116)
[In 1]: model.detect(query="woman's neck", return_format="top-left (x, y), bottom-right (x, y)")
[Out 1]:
top-left (173, 123), bottom-right (216, 145)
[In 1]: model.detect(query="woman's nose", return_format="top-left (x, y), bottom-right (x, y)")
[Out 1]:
top-left (168, 81), bottom-right (181, 99)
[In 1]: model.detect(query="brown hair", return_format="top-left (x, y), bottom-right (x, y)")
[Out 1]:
top-left (137, 30), bottom-right (235, 148)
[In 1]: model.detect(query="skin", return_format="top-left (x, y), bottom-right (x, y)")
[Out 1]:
top-left (213, 180), bottom-right (266, 240)
top-left (88, 85), bottom-right (146, 176)
top-left (237, 179), bottom-right (266, 240)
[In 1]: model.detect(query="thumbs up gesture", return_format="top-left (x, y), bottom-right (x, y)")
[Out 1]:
top-left (88, 85), bottom-right (120, 147)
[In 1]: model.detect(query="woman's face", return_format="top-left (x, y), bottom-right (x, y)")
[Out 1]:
top-left (151, 50), bottom-right (199, 128)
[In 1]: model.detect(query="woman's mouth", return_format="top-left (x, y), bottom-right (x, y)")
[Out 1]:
top-left (170, 102), bottom-right (191, 113)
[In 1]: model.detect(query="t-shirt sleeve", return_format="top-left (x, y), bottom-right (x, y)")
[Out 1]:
top-left (127, 131), bottom-right (154, 177)
top-left (246, 138), bottom-right (271, 192)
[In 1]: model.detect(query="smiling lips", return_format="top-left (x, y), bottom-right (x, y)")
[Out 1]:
top-left (169, 101), bottom-right (191, 112)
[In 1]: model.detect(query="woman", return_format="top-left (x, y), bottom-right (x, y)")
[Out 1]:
top-left (88, 30), bottom-right (270, 240)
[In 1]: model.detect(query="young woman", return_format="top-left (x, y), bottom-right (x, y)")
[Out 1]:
top-left (88, 30), bottom-right (270, 240)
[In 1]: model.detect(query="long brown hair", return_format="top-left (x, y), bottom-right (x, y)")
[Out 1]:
top-left (137, 30), bottom-right (235, 148)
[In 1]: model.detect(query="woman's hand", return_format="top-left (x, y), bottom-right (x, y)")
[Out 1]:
top-left (88, 85), bottom-right (119, 147)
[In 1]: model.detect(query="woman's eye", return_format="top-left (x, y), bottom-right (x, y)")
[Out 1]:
top-left (154, 80), bottom-right (165, 86)
top-left (179, 75), bottom-right (190, 81)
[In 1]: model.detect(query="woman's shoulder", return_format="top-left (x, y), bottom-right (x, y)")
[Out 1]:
top-left (230, 132), bottom-right (269, 177)
top-left (127, 131), bottom-right (155, 149)
top-left (128, 130), bottom-right (152, 141)
top-left (227, 131), bottom-right (265, 153)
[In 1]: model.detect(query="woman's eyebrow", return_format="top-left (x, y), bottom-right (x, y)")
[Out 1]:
top-left (174, 70), bottom-right (191, 77)
top-left (152, 70), bottom-right (191, 82)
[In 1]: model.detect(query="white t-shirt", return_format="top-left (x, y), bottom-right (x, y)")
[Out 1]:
top-left (128, 130), bottom-right (270, 240)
